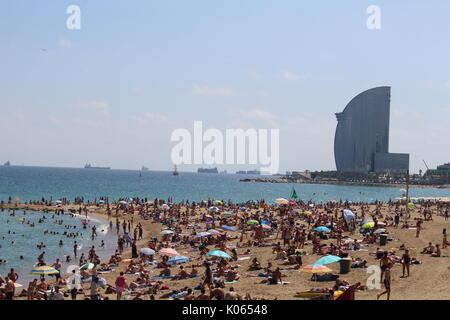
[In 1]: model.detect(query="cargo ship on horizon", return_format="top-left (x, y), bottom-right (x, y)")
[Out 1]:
top-left (84, 163), bottom-right (111, 170)
top-left (197, 167), bottom-right (218, 174)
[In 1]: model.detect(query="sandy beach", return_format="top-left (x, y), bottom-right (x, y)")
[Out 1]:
top-left (1, 198), bottom-right (450, 301)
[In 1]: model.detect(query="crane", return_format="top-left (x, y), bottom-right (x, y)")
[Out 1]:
top-left (423, 160), bottom-right (430, 171)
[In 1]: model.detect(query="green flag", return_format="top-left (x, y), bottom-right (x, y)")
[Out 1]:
top-left (291, 188), bottom-right (298, 199)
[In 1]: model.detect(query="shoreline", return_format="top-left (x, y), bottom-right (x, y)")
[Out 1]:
top-left (239, 179), bottom-right (450, 190)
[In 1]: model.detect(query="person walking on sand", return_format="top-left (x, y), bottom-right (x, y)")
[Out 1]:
top-left (377, 267), bottom-right (391, 300)
top-left (401, 249), bottom-right (411, 278)
top-left (115, 272), bottom-right (128, 300)
top-left (443, 229), bottom-right (448, 249)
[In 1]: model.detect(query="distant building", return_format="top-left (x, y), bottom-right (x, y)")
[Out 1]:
top-left (426, 163), bottom-right (450, 177)
top-left (334, 87), bottom-right (409, 173)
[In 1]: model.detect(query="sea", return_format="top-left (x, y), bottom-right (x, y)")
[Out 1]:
top-left (1, 165), bottom-right (450, 283)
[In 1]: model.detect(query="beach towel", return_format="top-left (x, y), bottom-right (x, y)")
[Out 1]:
top-left (224, 280), bottom-right (239, 284)
top-left (151, 275), bottom-right (174, 280)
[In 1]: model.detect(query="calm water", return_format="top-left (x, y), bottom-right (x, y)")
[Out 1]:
top-left (0, 208), bottom-right (117, 283)
top-left (1, 165), bottom-right (450, 204)
top-left (1, 166), bottom-right (450, 282)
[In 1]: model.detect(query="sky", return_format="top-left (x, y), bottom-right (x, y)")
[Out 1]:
top-left (1, 0), bottom-right (450, 173)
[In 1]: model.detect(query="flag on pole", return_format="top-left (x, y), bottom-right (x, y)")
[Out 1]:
top-left (290, 187), bottom-right (298, 199)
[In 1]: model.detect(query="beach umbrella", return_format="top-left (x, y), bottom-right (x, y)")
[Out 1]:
top-left (300, 264), bottom-right (332, 273)
top-left (377, 222), bottom-right (386, 226)
top-left (30, 266), bottom-right (59, 275)
top-left (247, 220), bottom-right (259, 225)
top-left (220, 225), bottom-right (235, 231)
top-left (160, 229), bottom-right (174, 235)
top-left (289, 200), bottom-right (296, 206)
top-left (262, 225), bottom-right (272, 231)
top-left (161, 204), bottom-right (170, 210)
top-left (140, 248), bottom-right (156, 256)
top-left (167, 255), bottom-right (190, 265)
top-left (314, 226), bottom-right (331, 232)
top-left (196, 232), bottom-right (211, 238)
top-left (208, 206), bottom-right (219, 212)
top-left (214, 200), bottom-right (224, 205)
top-left (55, 200), bottom-right (62, 204)
top-left (207, 229), bottom-right (220, 234)
top-left (275, 198), bottom-right (289, 205)
top-left (207, 250), bottom-right (232, 259)
top-left (80, 263), bottom-right (95, 271)
top-left (98, 277), bottom-right (107, 287)
top-left (221, 212), bottom-right (233, 216)
top-left (159, 248), bottom-right (179, 257)
top-left (362, 222), bottom-right (375, 229)
top-left (408, 203), bottom-right (415, 209)
top-left (313, 255), bottom-right (342, 266)
top-left (373, 229), bottom-right (386, 235)
top-left (118, 201), bottom-right (128, 205)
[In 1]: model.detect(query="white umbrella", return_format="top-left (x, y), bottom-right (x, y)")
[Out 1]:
top-left (208, 206), bottom-right (219, 212)
top-left (207, 229), bottom-right (220, 234)
top-left (140, 248), bottom-right (156, 256)
top-left (161, 204), bottom-right (170, 210)
top-left (160, 230), bottom-right (174, 235)
top-left (275, 198), bottom-right (289, 205)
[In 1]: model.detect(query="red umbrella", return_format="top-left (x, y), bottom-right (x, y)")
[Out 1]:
top-left (289, 200), bottom-right (296, 205)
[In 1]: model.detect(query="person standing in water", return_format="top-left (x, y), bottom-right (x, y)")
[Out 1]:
top-left (73, 241), bottom-right (78, 257)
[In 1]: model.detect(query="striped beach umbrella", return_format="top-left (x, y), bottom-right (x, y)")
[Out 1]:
top-left (80, 263), bottom-right (95, 270)
top-left (300, 264), bottom-right (332, 273)
top-left (30, 266), bottom-right (59, 275)
top-left (220, 225), bottom-right (235, 231)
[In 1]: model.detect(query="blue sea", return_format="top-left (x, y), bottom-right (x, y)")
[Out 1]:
top-left (2, 166), bottom-right (450, 204)
top-left (1, 165), bottom-right (450, 283)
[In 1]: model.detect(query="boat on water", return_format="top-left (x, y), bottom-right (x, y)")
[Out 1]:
top-left (173, 165), bottom-right (179, 176)
top-left (236, 170), bottom-right (261, 175)
top-left (3, 161), bottom-right (11, 166)
top-left (198, 167), bottom-right (218, 174)
top-left (141, 166), bottom-right (149, 171)
top-left (84, 163), bottom-right (111, 170)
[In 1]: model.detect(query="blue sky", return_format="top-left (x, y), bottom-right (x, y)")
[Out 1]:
top-left (1, 1), bottom-right (450, 173)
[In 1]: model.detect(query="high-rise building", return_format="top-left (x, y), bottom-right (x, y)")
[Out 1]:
top-left (334, 86), bottom-right (409, 173)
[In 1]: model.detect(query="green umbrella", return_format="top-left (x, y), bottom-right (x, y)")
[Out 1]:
top-left (247, 220), bottom-right (259, 225)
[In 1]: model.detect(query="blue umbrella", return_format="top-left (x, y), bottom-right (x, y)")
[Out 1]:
top-left (167, 255), bottom-right (190, 265)
top-left (207, 250), bottom-right (232, 259)
top-left (313, 255), bottom-right (342, 265)
top-left (314, 226), bottom-right (331, 232)
top-left (220, 225), bottom-right (235, 231)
